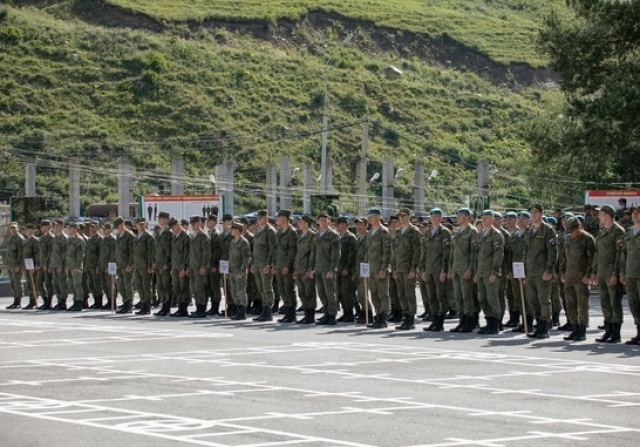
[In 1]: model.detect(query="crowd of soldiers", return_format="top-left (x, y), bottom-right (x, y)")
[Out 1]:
top-left (3, 199), bottom-right (640, 346)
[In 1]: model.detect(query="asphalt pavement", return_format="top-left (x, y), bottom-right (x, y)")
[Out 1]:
top-left (1, 294), bottom-right (639, 447)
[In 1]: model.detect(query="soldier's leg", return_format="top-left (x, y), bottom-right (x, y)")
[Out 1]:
top-left (236, 274), bottom-right (248, 307)
top-left (284, 272), bottom-right (296, 309)
top-left (225, 274), bottom-right (234, 305)
top-left (477, 277), bottom-right (490, 320)
top-left (389, 277), bottom-right (400, 311)
top-left (564, 282), bottom-right (578, 327)
top-left (497, 275), bottom-right (506, 320)
top-left (210, 271), bottom-right (221, 307)
top-left (316, 273), bottom-right (328, 311)
top-left (611, 282), bottom-right (624, 325)
top-left (377, 275), bottom-right (390, 317)
top-left (576, 282), bottom-right (590, 327)
top-left (72, 271), bottom-right (84, 304)
top-left (627, 278), bottom-right (640, 326)
top-left (180, 275), bottom-right (191, 305)
top-left (257, 270), bottom-right (275, 308)
top-left (324, 274), bottom-right (338, 317)
top-left (538, 278), bottom-right (553, 322)
top-left (171, 270), bottom-right (180, 305)
top-left (506, 276), bottom-right (515, 312)
top-left (419, 277), bottom-right (429, 315)
top-left (275, 272), bottom-right (286, 307)
top-left (156, 267), bottom-right (166, 304)
top-left (434, 275), bottom-right (448, 318)
top-left (229, 275), bottom-right (239, 306)
top-left (426, 274), bottom-right (439, 317)
top-left (551, 279), bottom-right (562, 314)
top-left (36, 269), bottom-right (46, 302)
top-left (598, 277), bottom-right (613, 324)
top-left (339, 274), bottom-right (355, 313)
top-left (395, 273), bottom-right (408, 314)
top-left (525, 280), bottom-right (540, 320)
top-left (461, 277), bottom-right (475, 317)
top-left (447, 279), bottom-right (456, 314)
top-left (485, 278), bottom-right (501, 320)
top-left (93, 270), bottom-right (103, 301)
top-left (134, 270), bottom-right (146, 304)
top-left (82, 270), bottom-right (89, 299)
top-left (193, 270), bottom-right (207, 306)
top-left (297, 276), bottom-right (313, 310)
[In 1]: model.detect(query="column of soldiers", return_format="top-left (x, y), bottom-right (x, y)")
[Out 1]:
top-left (4, 202), bottom-right (640, 346)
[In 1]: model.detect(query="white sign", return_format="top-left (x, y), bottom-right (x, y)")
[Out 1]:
top-left (512, 262), bottom-right (526, 279)
top-left (140, 195), bottom-right (221, 227)
top-left (360, 263), bottom-right (370, 278)
top-left (108, 263), bottom-right (117, 276)
top-left (585, 190), bottom-right (640, 208)
top-left (219, 260), bottom-right (229, 275)
top-left (24, 258), bottom-right (35, 271)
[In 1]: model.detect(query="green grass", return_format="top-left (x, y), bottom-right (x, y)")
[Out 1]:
top-left (106, 0), bottom-right (570, 65)
top-left (0, 3), bottom-right (581, 215)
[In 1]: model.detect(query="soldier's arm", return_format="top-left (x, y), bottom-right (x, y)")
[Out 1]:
top-left (346, 236), bottom-right (357, 272)
top-left (310, 238), bottom-right (318, 272)
top-left (491, 232), bottom-right (505, 274)
top-left (266, 229), bottom-right (276, 266)
top-left (286, 230), bottom-right (297, 268)
top-left (410, 228), bottom-right (421, 271)
top-left (503, 233), bottom-right (512, 272)
top-left (585, 235), bottom-right (596, 278)
top-left (545, 227), bottom-right (558, 274)
top-left (126, 234), bottom-right (134, 267)
top-left (210, 234), bottom-right (220, 267)
top-left (381, 232), bottom-right (391, 271)
top-left (618, 236), bottom-right (627, 277)
top-left (202, 236), bottom-right (211, 270)
top-left (613, 228), bottom-right (624, 278)
top-left (591, 236), bottom-right (599, 277)
top-left (441, 230), bottom-right (451, 272)
top-left (469, 232), bottom-right (478, 274)
top-left (183, 236), bottom-right (190, 271)
top-left (330, 233), bottom-right (341, 271)
top-left (148, 235), bottom-right (156, 266)
top-left (559, 240), bottom-right (567, 275)
top-left (389, 236), bottom-right (396, 270)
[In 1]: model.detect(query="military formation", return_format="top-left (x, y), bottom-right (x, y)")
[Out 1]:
top-left (3, 201), bottom-right (640, 346)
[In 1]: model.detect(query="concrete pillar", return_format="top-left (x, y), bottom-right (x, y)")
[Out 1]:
top-left (382, 157), bottom-right (394, 218)
top-left (279, 157), bottom-right (292, 211)
top-left (303, 163), bottom-right (313, 215)
top-left (413, 160), bottom-right (425, 213)
top-left (171, 154), bottom-right (184, 195)
top-left (356, 121), bottom-right (369, 216)
top-left (224, 160), bottom-right (234, 216)
top-left (266, 163), bottom-right (277, 216)
top-left (326, 162), bottom-right (334, 194)
top-left (25, 162), bottom-right (36, 197)
top-left (69, 157), bottom-right (81, 218)
top-left (118, 157), bottom-right (134, 218)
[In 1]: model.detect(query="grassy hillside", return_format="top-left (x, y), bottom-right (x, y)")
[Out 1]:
top-left (0, 0), bottom-right (579, 215)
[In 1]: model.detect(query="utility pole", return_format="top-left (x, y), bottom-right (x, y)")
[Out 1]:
top-left (266, 163), bottom-right (277, 216)
top-left (25, 162), bottom-right (36, 197)
top-left (117, 156), bottom-right (133, 218)
top-left (303, 163), bottom-right (313, 215)
top-left (69, 157), bottom-right (81, 218)
top-left (280, 157), bottom-right (293, 211)
top-left (224, 160), bottom-right (234, 216)
top-left (476, 158), bottom-right (489, 215)
top-left (320, 72), bottom-right (329, 195)
top-left (171, 153), bottom-right (184, 195)
top-left (381, 157), bottom-right (394, 218)
top-left (356, 120), bottom-right (369, 216)
top-left (413, 160), bottom-right (425, 213)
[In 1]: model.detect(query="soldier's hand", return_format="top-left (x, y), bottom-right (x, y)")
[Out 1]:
top-left (263, 266), bottom-right (272, 275)
top-left (282, 267), bottom-right (289, 275)
top-left (489, 274), bottom-right (497, 284)
top-left (463, 270), bottom-right (472, 280)
top-left (620, 276), bottom-right (627, 286)
top-left (447, 271), bottom-right (453, 280)
top-left (57, 267), bottom-right (62, 273)
top-left (560, 274), bottom-right (565, 284)
top-left (125, 265), bottom-right (133, 273)
top-left (378, 270), bottom-right (387, 280)
top-left (148, 267), bottom-right (154, 274)
top-left (392, 272), bottom-right (398, 280)
top-left (421, 272), bottom-right (427, 281)
top-left (199, 268), bottom-right (206, 276)
top-left (341, 269), bottom-right (349, 277)
top-left (506, 273), bottom-right (512, 280)
top-left (581, 276), bottom-right (591, 285)
top-left (609, 276), bottom-right (618, 286)
top-left (179, 270), bottom-right (186, 278)
top-left (542, 271), bottom-right (553, 282)
top-left (14, 267), bottom-right (20, 273)
top-left (307, 271), bottom-right (315, 279)
top-left (473, 275), bottom-right (478, 284)
top-left (326, 271), bottom-right (334, 279)
top-left (293, 273), bottom-right (299, 280)
top-left (211, 267), bottom-right (218, 273)
top-left (251, 266), bottom-right (256, 274)
top-left (439, 272), bottom-right (447, 283)
top-left (236, 273), bottom-right (243, 279)
top-left (408, 270), bottom-right (416, 280)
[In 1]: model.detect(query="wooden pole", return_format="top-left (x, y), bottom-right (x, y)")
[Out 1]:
top-left (519, 279), bottom-right (528, 334)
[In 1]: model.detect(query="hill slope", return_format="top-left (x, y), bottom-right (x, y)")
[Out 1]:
top-left (0, 0), bottom-right (574, 215)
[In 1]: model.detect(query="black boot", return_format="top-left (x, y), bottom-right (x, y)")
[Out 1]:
top-left (322, 314), bottom-right (337, 326)
top-left (89, 296), bottom-right (103, 309)
top-left (38, 296), bottom-right (52, 310)
top-left (136, 303), bottom-right (151, 315)
top-left (230, 305), bottom-right (246, 320)
top-left (395, 313), bottom-right (409, 330)
top-left (254, 306), bottom-right (273, 322)
top-left (355, 310), bottom-right (373, 324)
top-left (278, 306), bottom-right (296, 323)
top-left (206, 301), bottom-right (220, 316)
top-left (551, 311), bottom-right (560, 327)
top-left (477, 318), bottom-right (491, 334)
top-left (573, 324), bottom-right (587, 341)
top-left (296, 309), bottom-right (314, 324)
top-left (482, 317), bottom-right (498, 335)
top-left (154, 301), bottom-right (171, 316)
top-left (421, 310), bottom-right (433, 322)
top-left (251, 301), bottom-right (263, 315)
top-left (67, 300), bottom-right (82, 312)
top-left (188, 304), bottom-right (207, 319)
top-left (228, 303), bottom-right (238, 318)
top-left (388, 309), bottom-right (403, 323)
top-left (564, 325), bottom-right (578, 341)
top-left (535, 320), bottom-right (550, 339)
top-left (625, 325), bottom-right (640, 345)
top-left (337, 308), bottom-right (355, 323)
top-left (445, 310), bottom-right (458, 319)
top-left (6, 297), bottom-right (21, 309)
top-left (595, 322), bottom-right (612, 343)
top-left (527, 319), bottom-right (541, 338)
top-left (367, 314), bottom-right (379, 328)
top-left (116, 301), bottom-right (132, 314)
top-left (433, 314), bottom-right (445, 331)
top-left (315, 313), bottom-right (329, 325)
top-left (133, 301), bottom-right (142, 310)
top-left (607, 323), bottom-right (622, 343)
top-left (82, 298), bottom-right (89, 309)
top-left (370, 314), bottom-right (388, 329)
top-left (449, 316), bottom-right (464, 333)
top-left (557, 321), bottom-right (574, 331)
top-left (23, 298), bottom-right (36, 310)
top-left (170, 302), bottom-right (188, 317)
top-left (424, 316), bottom-right (438, 331)
top-left (459, 315), bottom-right (474, 333)
top-left (504, 311), bottom-right (517, 328)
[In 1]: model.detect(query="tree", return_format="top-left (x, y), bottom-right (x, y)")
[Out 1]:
top-left (529, 0), bottom-right (640, 184)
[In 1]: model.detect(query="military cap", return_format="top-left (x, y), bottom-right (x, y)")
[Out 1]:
top-left (367, 208), bottom-right (382, 216)
top-left (68, 222), bottom-right (78, 229)
top-left (40, 219), bottom-right (51, 226)
top-left (222, 214), bottom-right (234, 222)
top-left (78, 223), bottom-right (85, 230)
top-left (529, 203), bottom-right (544, 213)
top-left (257, 209), bottom-right (268, 217)
top-left (168, 217), bottom-right (179, 227)
top-left (268, 216), bottom-right (277, 225)
top-left (547, 216), bottom-right (558, 225)
top-left (388, 215), bottom-right (399, 222)
top-left (207, 214), bottom-right (218, 221)
top-left (317, 212), bottom-right (330, 219)
top-left (542, 216), bottom-right (548, 223)
top-left (565, 217), bottom-right (580, 231)
top-left (583, 204), bottom-right (593, 211)
top-left (89, 221), bottom-right (99, 227)
top-left (157, 211), bottom-right (170, 219)
top-left (277, 209), bottom-right (292, 218)
top-left (397, 208), bottom-right (411, 216)
top-left (124, 219), bottom-right (133, 226)
top-left (238, 216), bottom-right (249, 224)
top-left (300, 214), bottom-right (314, 225)
top-left (135, 217), bottom-right (146, 224)
top-left (189, 215), bottom-right (200, 224)
top-left (492, 211), bottom-right (503, 218)
top-left (336, 216), bottom-right (349, 224)
top-left (25, 223), bottom-right (35, 230)
top-left (231, 222), bottom-right (244, 231)
top-left (505, 211), bottom-right (517, 219)
top-left (248, 217), bottom-right (257, 224)
top-left (354, 217), bottom-right (369, 224)
top-left (561, 212), bottom-right (575, 219)
top-left (113, 217), bottom-right (124, 226)
top-left (629, 206), bottom-right (639, 213)
top-left (482, 209), bottom-right (494, 217)
top-left (102, 223), bottom-right (113, 230)
top-left (576, 215), bottom-right (585, 225)
top-left (457, 208), bottom-right (472, 216)
top-left (517, 211), bottom-right (531, 219)
top-left (429, 208), bottom-right (443, 216)
top-left (600, 204), bottom-right (615, 218)
top-left (180, 218), bottom-right (189, 226)
top-left (54, 218), bottom-right (65, 225)
top-left (9, 222), bottom-right (18, 228)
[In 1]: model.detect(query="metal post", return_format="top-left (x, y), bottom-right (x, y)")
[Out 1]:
top-left (69, 157), bottom-right (81, 218)
top-left (280, 157), bottom-right (292, 210)
top-left (171, 154), bottom-right (184, 195)
top-left (266, 163), bottom-right (277, 216)
top-left (320, 71), bottom-right (329, 195)
top-left (25, 162), bottom-right (36, 197)
top-left (414, 160), bottom-right (425, 213)
top-left (382, 157), bottom-right (394, 218)
top-left (225, 160), bottom-right (234, 216)
top-left (326, 162), bottom-right (333, 194)
top-left (117, 157), bottom-right (128, 218)
top-left (303, 163), bottom-right (313, 215)
top-left (356, 121), bottom-right (369, 216)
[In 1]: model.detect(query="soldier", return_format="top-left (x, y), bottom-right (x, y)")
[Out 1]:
top-left (336, 216), bottom-right (357, 323)
top-left (387, 215), bottom-right (402, 323)
top-left (366, 208), bottom-right (391, 329)
top-left (219, 214), bottom-right (236, 316)
top-left (390, 208), bottom-right (421, 331)
top-left (354, 217), bottom-right (373, 324)
top-left (132, 217), bottom-right (155, 315)
top-left (169, 217), bottom-right (191, 317)
top-left (546, 216), bottom-right (563, 328)
top-left (619, 206), bottom-right (640, 345)
top-left (474, 210), bottom-right (505, 335)
top-left (492, 212), bottom-right (512, 330)
top-left (591, 204), bottom-right (626, 343)
top-left (294, 214), bottom-right (317, 324)
top-left (524, 203), bottom-right (558, 339)
top-left (86, 221), bottom-right (103, 309)
top-left (77, 222), bottom-right (90, 308)
top-left (5, 223), bottom-right (25, 309)
top-left (188, 215), bottom-right (211, 318)
top-left (509, 211), bottom-right (533, 333)
top-left (251, 210), bottom-right (277, 322)
top-left (556, 212), bottom-right (574, 331)
top-left (204, 215), bottom-right (222, 316)
top-left (421, 208), bottom-right (452, 332)
top-left (114, 216), bottom-right (135, 314)
top-left (229, 222), bottom-right (252, 320)
top-left (272, 210), bottom-right (298, 323)
top-left (51, 218), bottom-right (69, 310)
top-left (502, 211), bottom-right (519, 327)
top-left (559, 217), bottom-right (595, 341)
top-left (37, 219), bottom-right (54, 310)
top-left (449, 208), bottom-right (479, 333)
top-left (154, 212), bottom-right (173, 316)
top-left (99, 223), bottom-right (117, 310)
top-left (22, 223), bottom-right (39, 309)
top-left (312, 212), bottom-right (341, 325)
top-left (66, 222), bottom-right (86, 312)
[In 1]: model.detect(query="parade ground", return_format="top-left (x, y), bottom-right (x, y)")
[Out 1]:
top-left (1, 295), bottom-right (639, 447)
